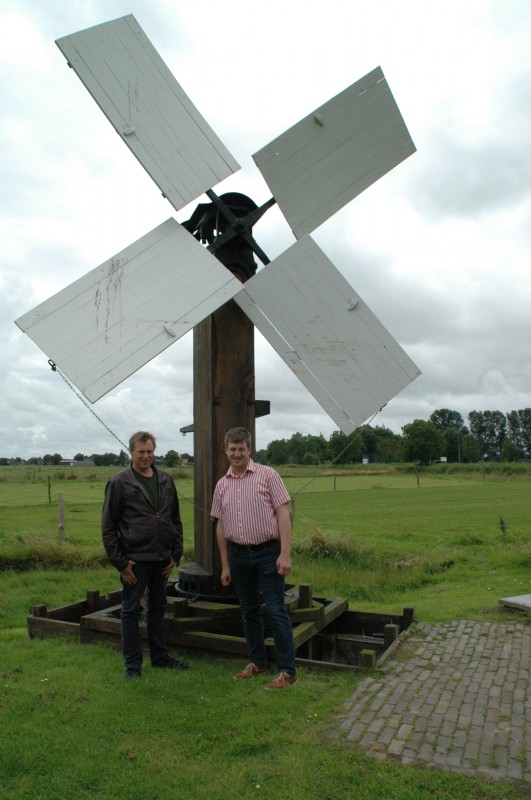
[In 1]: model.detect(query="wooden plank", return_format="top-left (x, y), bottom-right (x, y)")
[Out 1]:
top-left (27, 617), bottom-right (80, 638)
top-left (289, 606), bottom-right (324, 624)
top-left (183, 601), bottom-right (242, 620)
top-left (253, 67), bottom-right (415, 238)
top-left (170, 617), bottom-right (221, 633)
top-left (320, 596), bottom-right (349, 624)
top-left (16, 220), bottom-right (241, 401)
top-left (237, 237), bottom-right (420, 433)
top-left (292, 621), bottom-right (319, 649)
top-left (295, 656), bottom-right (361, 672)
top-left (174, 630), bottom-right (248, 655)
top-left (56, 15), bottom-right (239, 212)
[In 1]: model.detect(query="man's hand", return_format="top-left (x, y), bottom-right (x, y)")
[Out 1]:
top-left (220, 565), bottom-right (232, 587)
top-left (121, 560), bottom-right (137, 585)
top-left (276, 552), bottom-right (292, 577)
top-left (162, 558), bottom-right (176, 578)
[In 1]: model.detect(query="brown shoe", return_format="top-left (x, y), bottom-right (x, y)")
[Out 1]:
top-left (233, 663), bottom-right (267, 680)
top-left (265, 671), bottom-right (297, 689)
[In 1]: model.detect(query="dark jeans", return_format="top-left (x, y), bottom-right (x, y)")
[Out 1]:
top-left (120, 561), bottom-right (169, 670)
top-left (229, 540), bottom-right (296, 675)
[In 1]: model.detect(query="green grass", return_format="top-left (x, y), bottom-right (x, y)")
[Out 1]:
top-left (0, 635), bottom-right (527, 800)
top-left (287, 471), bottom-right (531, 622)
top-left (0, 465), bottom-right (530, 799)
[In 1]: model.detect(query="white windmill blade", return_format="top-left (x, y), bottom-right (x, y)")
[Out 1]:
top-left (15, 219), bottom-right (242, 402)
top-left (235, 236), bottom-right (420, 434)
top-left (56, 15), bottom-right (240, 213)
top-left (252, 67), bottom-right (416, 239)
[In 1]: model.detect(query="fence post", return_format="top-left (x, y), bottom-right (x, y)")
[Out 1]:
top-left (58, 492), bottom-right (65, 543)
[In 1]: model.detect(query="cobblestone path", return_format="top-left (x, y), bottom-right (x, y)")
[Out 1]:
top-left (337, 620), bottom-right (530, 787)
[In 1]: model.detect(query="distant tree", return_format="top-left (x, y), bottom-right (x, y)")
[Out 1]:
top-left (255, 448), bottom-right (267, 463)
top-left (374, 427), bottom-right (403, 463)
top-left (429, 409), bottom-right (465, 431)
top-left (0, 458), bottom-right (9, 466)
top-left (401, 420), bottom-right (444, 466)
top-left (43, 453), bottom-right (63, 465)
top-left (265, 438), bottom-right (289, 465)
top-left (428, 409), bottom-right (468, 462)
top-left (501, 439), bottom-right (521, 462)
top-left (286, 432), bottom-right (306, 463)
top-left (328, 430), bottom-right (348, 463)
top-left (164, 449), bottom-right (181, 467)
top-left (299, 433), bottom-right (329, 463)
top-left (180, 452), bottom-right (194, 464)
top-left (358, 425), bottom-right (378, 461)
top-left (117, 449), bottom-right (129, 466)
top-left (73, 453), bottom-right (86, 461)
top-left (468, 410), bottom-right (507, 460)
top-left (460, 434), bottom-right (482, 463)
top-left (328, 430), bottom-right (363, 464)
top-left (92, 452), bottom-right (121, 466)
top-left (506, 409), bottom-right (531, 457)
top-left (26, 457), bottom-right (42, 465)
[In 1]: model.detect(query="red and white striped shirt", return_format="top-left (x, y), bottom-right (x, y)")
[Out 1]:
top-left (211, 459), bottom-right (291, 545)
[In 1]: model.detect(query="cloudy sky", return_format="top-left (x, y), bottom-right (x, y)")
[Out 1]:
top-left (2, 0), bottom-right (530, 459)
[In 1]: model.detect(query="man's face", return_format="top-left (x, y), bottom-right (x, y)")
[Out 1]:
top-left (225, 440), bottom-right (251, 473)
top-left (130, 439), bottom-right (155, 474)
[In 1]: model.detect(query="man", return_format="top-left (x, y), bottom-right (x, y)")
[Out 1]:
top-left (211, 427), bottom-right (297, 689)
top-left (102, 431), bottom-right (189, 678)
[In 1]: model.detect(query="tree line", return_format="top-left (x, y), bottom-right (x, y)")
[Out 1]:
top-left (256, 408), bottom-right (531, 467)
top-left (1, 450), bottom-right (194, 467)
top-left (2, 408), bottom-right (530, 468)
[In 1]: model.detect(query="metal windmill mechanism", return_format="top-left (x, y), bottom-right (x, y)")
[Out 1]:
top-left (16, 14), bottom-right (420, 597)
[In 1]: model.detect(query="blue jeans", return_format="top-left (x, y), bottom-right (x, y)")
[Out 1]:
top-left (120, 561), bottom-right (169, 670)
top-left (229, 540), bottom-right (296, 674)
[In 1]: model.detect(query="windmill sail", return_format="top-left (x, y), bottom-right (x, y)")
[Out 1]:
top-left (56, 15), bottom-right (240, 213)
top-left (236, 237), bottom-right (420, 433)
top-left (253, 67), bottom-right (415, 238)
top-left (15, 220), bottom-right (242, 402)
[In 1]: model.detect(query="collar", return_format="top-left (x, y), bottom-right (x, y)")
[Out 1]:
top-left (227, 457), bottom-right (255, 478)
top-left (130, 464), bottom-right (158, 481)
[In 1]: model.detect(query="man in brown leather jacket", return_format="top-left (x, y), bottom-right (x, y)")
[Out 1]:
top-left (102, 431), bottom-right (188, 678)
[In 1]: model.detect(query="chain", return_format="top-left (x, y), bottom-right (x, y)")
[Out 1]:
top-left (48, 360), bottom-right (129, 451)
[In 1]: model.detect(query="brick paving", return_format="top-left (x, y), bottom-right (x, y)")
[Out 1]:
top-left (336, 620), bottom-right (531, 786)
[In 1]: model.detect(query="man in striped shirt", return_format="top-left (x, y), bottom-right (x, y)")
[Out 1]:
top-left (211, 427), bottom-right (297, 689)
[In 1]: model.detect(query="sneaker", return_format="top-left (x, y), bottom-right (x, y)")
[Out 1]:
top-left (233, 663), bottom-right (268, 680)
top-left (265, 671), bottom-right (297, 689)
top-left (125, 668), bottom-right (141, 679)
top-left (153, 656), bottom-right (189, 671)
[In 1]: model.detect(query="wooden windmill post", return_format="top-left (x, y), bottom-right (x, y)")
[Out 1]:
top-left (16, 15), bottom-right (421, 604)
top-left (179, 192), bottom-right (273, 596)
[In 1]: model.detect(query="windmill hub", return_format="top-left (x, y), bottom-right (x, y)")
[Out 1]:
top-left (233, 218), bottom-right (249, 234)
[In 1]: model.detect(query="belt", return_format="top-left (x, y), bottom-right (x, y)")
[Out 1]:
top-left (229, 539), bottom-right (277, 551)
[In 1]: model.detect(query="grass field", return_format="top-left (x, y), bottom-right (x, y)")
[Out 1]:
top-left (0, 464), bottom-right (529, 799)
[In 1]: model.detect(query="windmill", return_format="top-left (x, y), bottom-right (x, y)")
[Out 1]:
top-left (16, 15), bottom-right (420, 597)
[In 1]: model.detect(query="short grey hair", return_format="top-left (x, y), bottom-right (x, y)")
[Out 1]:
top-left (129, 431), bottom-right (157, 452)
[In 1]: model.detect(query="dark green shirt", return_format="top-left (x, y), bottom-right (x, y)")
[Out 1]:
top-left (132, 469), bottom-right (159, 511)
